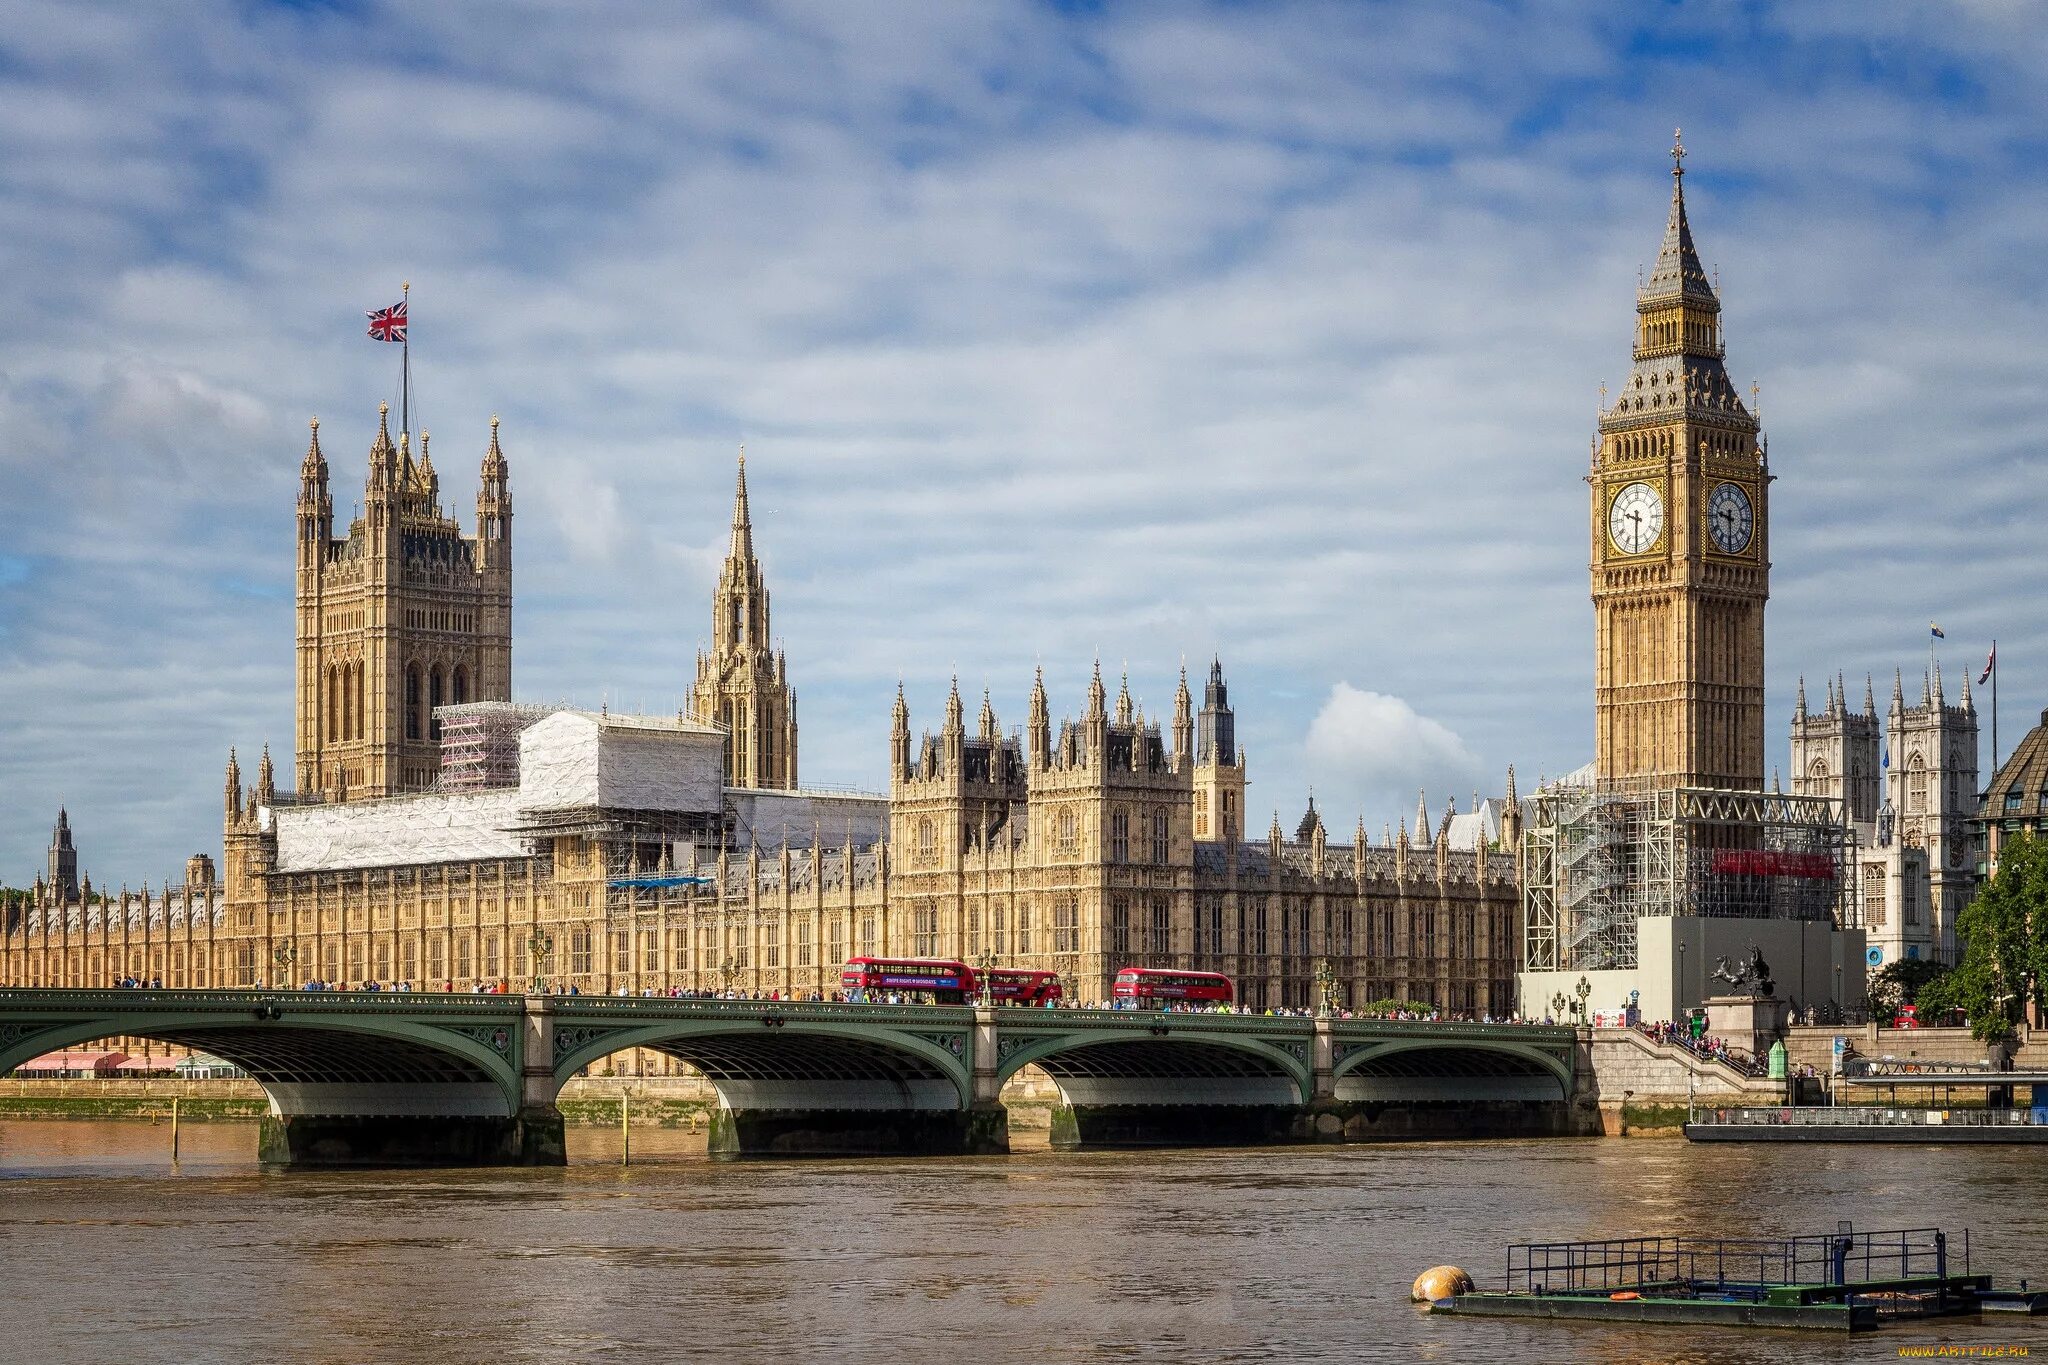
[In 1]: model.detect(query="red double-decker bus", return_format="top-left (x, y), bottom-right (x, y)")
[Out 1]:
top-left (1112, 967), bottom-right (1234, 1008)
top-left (984, 968), bottom-right (1062, 1006)
top-left (840, 957), bottom-right (973, 1003)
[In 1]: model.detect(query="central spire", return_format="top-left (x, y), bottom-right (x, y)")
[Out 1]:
top-left (1641, 128), bottom-right (1716, 306)
top-left (730, 446), bottom-right (754, 564)
top-left (694, 445), bottom-right (797, 789)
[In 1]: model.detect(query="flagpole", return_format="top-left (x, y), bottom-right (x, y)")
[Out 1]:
top-left (1992, 638), bottom-right (1999, 774)
top-left (400, 279), bottom-right (411, 441)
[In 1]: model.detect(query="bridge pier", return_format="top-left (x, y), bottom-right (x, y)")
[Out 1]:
top-left (707, 1103), bottom-right (1008, 1159)
top-left (258, 1105), bottom-right (565, 1168)
top-left (1050, 1103), bottom-right (1300, 1149)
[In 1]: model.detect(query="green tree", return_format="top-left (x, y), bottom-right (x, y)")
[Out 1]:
top-left (1933, 833), bottom-right (2048, 1040)
top-left (1866, 959), bottom-right (1952, 1021)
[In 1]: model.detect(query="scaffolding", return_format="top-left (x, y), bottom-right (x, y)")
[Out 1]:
top-left (436, 702), bottom-right (555, 790)
top-left (1523, 777), bottom-right (1854, 973)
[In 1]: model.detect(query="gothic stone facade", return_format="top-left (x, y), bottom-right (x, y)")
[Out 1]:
top-left (4, 676), bottom-right (1519, 1015)
top-left (294, 406), bottom-right (513, 799)
top-left (1792, 669), bottom-right (1980, 964)
top-left (5, 419), bottom-right (1518, 1014)
top-left (1592, 138), bottom-right (1768, 793)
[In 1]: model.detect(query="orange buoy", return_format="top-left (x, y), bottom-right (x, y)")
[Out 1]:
top-left (1609, 1291), bottom-right (1641, 1301)
top-left (1411, 1265), bottom-right (1475, 1303)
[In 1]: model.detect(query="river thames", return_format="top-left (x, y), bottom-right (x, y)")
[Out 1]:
top-left (2, 1122), bottom-right (2042, 1363)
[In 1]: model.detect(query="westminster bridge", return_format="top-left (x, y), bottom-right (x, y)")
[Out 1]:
top-left (0, 990), bottom-right (1596, 1165)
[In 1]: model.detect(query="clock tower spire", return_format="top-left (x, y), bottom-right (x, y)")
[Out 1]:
top-left (1591, 132), bottom-right (1768, 791)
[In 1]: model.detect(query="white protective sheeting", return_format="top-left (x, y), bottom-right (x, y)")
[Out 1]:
top-left (517, 711), bottom-right (724, 814)
top-left (272, 708), bottom-right (726, 873)
top-left (727, 788), bottom-right (888, 850)
top-left (272, 790), bottom-right (529, 872)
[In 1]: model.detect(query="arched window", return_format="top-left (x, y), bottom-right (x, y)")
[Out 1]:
top-left (917, 818), bottom-right (935, 859)
top-left (353, 662), bottom-right (364, 740)
top-left (429, 666), bottom-right (445, 741)
top-left (405, 665), bottom-right (422, 741)
top-left (1906, 754), bottom-right (1928, 812)
top-left (452, 666), bottom-right (468, 706)
top-left (327, 665), bottom-right (341, 741)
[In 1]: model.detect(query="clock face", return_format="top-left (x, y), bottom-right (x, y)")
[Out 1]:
top-left (1707, 481), bottom-right (1753, 554)
top-left (1608, 481), bottom-right (1664, 555)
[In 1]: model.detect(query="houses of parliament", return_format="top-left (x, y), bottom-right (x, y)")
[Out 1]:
top-left (1, 142), bottom-right (1798, 1017)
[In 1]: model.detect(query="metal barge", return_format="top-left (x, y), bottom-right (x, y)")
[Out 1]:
top-left (1429, 1225), bottom-right (2045, 1332)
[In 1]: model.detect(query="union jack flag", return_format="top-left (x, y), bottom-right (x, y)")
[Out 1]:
top-left (366, 300), bottom-right (407, 342)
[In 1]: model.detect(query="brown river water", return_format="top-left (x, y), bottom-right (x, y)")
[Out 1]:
top-left (2, 1121), bottom-right (2044, 1364)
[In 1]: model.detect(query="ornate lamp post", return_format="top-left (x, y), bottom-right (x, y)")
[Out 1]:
top-left (717, 956), bottom-right (742, 997)
top-left (1574, 974), bottom-right (1593, 1024)
top-left (1314, 958), bottom-right (1337, 1018)
top-left (973, 948), bottom-right (996, 1008)
top-left (527, 930), bottom-right (554, 996)
top-left (1550, 990), bottom-right (1568, 1021)
top-left (273, 941), bottom-right (297, 990)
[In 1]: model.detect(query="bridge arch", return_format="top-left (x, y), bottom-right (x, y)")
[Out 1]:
top-left (0, 1004), bottom-right (524, 1118)
top-left (549, 1017), bottom-right (973, 1113)
top-left (995, 1027), bottom-right (1312, 1107)
top-left (1332, 1038), bottom-right (1571, 1103)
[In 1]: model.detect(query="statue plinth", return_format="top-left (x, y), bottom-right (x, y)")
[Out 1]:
top-left (1702, 994), bottom-right (1789, 1061)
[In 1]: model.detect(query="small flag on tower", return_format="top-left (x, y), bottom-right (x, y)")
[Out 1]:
top-left (1929, 621), bottom-right (1945, 640)
top-left (1980, 643), bottom-right (1996, 685)
top-left (367, 299), bottom-right (407, 343)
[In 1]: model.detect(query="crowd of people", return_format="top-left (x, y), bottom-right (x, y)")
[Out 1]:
top-left (1634, 1017), bottom-right (1764, 1073)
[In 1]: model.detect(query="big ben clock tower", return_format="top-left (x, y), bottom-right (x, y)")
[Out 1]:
top-left (1592, 132), bottom-right (1768, 792)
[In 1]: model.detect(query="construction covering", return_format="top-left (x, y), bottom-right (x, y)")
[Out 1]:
top-left (1522, 779), bottom-right (1853, 974)
top-left (273, 707), bottom-right (726, 872)
top-left (516, 711), bottom-right (724, 814)
top-left (727, 788), bottom-right (888, 850)
top-left (273, 789), bottom-right (529, 872)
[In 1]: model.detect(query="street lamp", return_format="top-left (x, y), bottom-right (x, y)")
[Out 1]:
top-left (527, 930), bottom-right (554, 995)
top-left (273, 942), bottom-right (297, 990)
top-left (1550, 991), bottom-right (1568, 1022)
top-left (717, 956), bottom-right (742, 997)
top-left (1314, 958), bottom-right (1337, 1018)
top-left (973, 948), bottom-right (997, 1007)
top-left (1574, 974), bottom-right (1592, 1024)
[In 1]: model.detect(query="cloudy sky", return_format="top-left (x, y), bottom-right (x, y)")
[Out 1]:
top-left (2, 1), bottom-right (2043, 884)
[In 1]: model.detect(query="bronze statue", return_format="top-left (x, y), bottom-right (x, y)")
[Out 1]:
top-left (1709, 944), bottom-right (1775, 997)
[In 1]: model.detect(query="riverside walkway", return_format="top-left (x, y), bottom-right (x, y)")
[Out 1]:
top-left (0, 989), bottom-right (1589, 1165)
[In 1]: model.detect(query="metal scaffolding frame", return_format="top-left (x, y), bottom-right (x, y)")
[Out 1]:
top-left (1523, 778), bottom-right (1853, 973)
top-left (435, 702), bottom-right (555, 790)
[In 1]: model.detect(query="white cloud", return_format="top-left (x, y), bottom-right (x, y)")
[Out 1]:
top-left (1303, 684), bottom-right (1482, 826)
